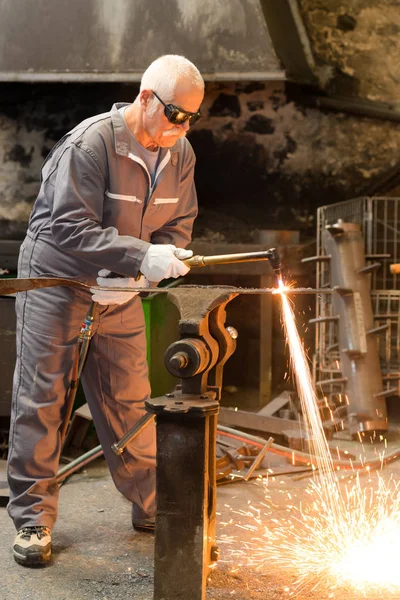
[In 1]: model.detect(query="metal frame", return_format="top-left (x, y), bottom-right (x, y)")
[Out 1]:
top-left (315, 197), bottom-right (400, 396)
top-left (0, 71), bottom-right (286, 83)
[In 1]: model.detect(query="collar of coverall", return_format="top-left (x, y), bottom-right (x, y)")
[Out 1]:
top-left (111, 102), bottom-right (179, 164)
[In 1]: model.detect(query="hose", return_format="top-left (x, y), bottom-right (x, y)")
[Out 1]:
top-left (59, 301), bottom-right (97, 444)
top-left (57, 446), bottom-right (104, 484)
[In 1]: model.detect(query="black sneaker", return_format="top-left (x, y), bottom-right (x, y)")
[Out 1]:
top-left (132, 517), bottom-right (155, 533)
top-left (13, 526), bottom-right (52, 567)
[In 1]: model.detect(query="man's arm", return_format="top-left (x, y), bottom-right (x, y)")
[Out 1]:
top-left (50, 142), bottom-right (150, 278)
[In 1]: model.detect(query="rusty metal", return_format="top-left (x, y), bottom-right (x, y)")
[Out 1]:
top-left (243, 437), bottom-right (274, 481)
top-left (0, 277), bottom-right (334, 296)
top-left (216, 441), bottom-right (275, 482)
top-left (0, 276), bottom-right (86, 295)
top-left (145, 287), bottom-right (238, 600)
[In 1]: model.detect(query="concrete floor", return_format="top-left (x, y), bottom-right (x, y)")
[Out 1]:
top-left (2, 432), bottom-right (400, 600)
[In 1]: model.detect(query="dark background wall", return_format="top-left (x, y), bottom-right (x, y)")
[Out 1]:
top-left (1, 1), bottom-right (400, 243)
top-left (0, 80), bottom-right (399, 242)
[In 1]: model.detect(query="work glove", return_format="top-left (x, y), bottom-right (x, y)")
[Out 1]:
top-left (90, 269), bottom-right (149, 305)
top-left (140, 244), bottom-right (193, 281)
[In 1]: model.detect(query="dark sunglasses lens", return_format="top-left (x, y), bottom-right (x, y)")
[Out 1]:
top-left (189, 113), bottom-right (202, 125)
top-left (163, 109), bottom-right (180, 125)
top-left (172, 111), bottom-right (188, 124)
top-left (165, 105), bottom-right (202, 126)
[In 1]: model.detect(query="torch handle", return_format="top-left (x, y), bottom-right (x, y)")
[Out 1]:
top-left (183, 250), bottom-right (276, 268)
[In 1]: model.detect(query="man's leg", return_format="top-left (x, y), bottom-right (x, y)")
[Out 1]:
top-left (7, 276), bottom-right (91, 564)
top-left (81, 298), bottom-right (156, 525)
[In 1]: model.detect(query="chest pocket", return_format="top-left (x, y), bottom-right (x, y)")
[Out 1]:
top-left (105, 191), bottom-right (142, 203)
top-left (153, 197), bottom-right (179, 205)
top-left (103, 190), bottom-right (144, 237)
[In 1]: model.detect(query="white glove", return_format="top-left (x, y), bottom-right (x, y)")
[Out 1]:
top-left (90, 269), bottom-right (149, 305)
top-left (140, 244), bottom-right (193, 281)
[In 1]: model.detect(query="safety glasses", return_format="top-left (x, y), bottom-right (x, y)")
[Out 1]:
top-left (152, 90), bottom-right (202, 126)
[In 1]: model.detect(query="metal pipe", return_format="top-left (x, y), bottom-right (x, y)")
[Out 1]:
top-left (310, 95), bottom-right (400, 124)
top-left (184, 249), bottom-right (282, 274)
top-left (56, 446), bottom-right (104, 483)
top-left (111, 412), bottom-right (155, 455)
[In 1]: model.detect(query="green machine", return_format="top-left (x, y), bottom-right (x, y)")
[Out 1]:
top-left (142, 282), bottom-right (180, 398)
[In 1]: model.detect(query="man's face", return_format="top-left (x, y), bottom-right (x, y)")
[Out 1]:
top-left (142, 82), bottom-right (204, 148)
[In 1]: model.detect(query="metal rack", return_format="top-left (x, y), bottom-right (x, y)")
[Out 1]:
top-left (315, 197), bottom-right (400, 397)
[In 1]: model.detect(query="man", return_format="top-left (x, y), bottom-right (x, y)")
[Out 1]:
top-left (7, 55), bottom-right (204, 567)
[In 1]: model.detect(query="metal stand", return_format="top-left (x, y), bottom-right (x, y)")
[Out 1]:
top-left (146, 287), bottom-right (238, 600)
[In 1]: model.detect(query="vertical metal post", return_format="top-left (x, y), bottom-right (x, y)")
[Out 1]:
top-left (150, 401), bottom-right (219, 600)
top-left (324, 220), bottom-right (388, 435)
top-left (146, 288), bottom-right (238, 599)
top-left (206, 413), bottom-right (218, 565)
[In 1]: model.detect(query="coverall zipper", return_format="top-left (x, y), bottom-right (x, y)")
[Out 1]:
top-left (127, 150), bottom-right (171, 238)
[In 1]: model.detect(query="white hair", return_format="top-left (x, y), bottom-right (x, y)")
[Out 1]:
top-left (140, 55), bottom-right (204, 115)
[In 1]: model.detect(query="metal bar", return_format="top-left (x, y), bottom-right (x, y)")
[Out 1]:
top-left (97, 286), bottom-right (334, 295)
top-left (0, 70), bottom-right (286, 83)
top-left (259, 274), bottom-right (273, 406)
top-left (316, 377), bottom-right (347, 386)
top-left (374, 388), bottom-right (398, 398)
top-left (365, 254), bottom-right (392, 259)
top-left (111, 412), bottom-right (155, 456)
top-left (309, 316), bottom-right (339, 323)
top-left (308, 95), bottom-right (400, 123)
top-left (301, 255), bottom-right (331, 263)
top-left (0, 278), bottom-right (335, 296)
top-left (0, 277), bottom-right (87, 295)
top-left (243, 437), bottom-right (274, 481)
top-left (366, 324), bottom-right (389, 335)
top-left (358, 262), bottom-right (381, 274)
top-left (218, 406), bottom-right (304, 436)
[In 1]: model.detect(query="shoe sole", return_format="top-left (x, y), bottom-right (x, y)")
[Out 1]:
top-left (13, 548), bottom-right (52, 567)
top-left (133, 524), bottom-right (155, 533)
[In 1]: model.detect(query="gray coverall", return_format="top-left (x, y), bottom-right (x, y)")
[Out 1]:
top-left (7, 103), bottom-right (198, 530)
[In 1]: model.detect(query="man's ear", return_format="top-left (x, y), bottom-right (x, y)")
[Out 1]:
top-left (140, 90), bottom-right (152, 111)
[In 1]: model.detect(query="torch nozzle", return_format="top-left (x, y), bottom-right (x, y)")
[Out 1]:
top-left (265, 248), bottom-right (282, 280)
